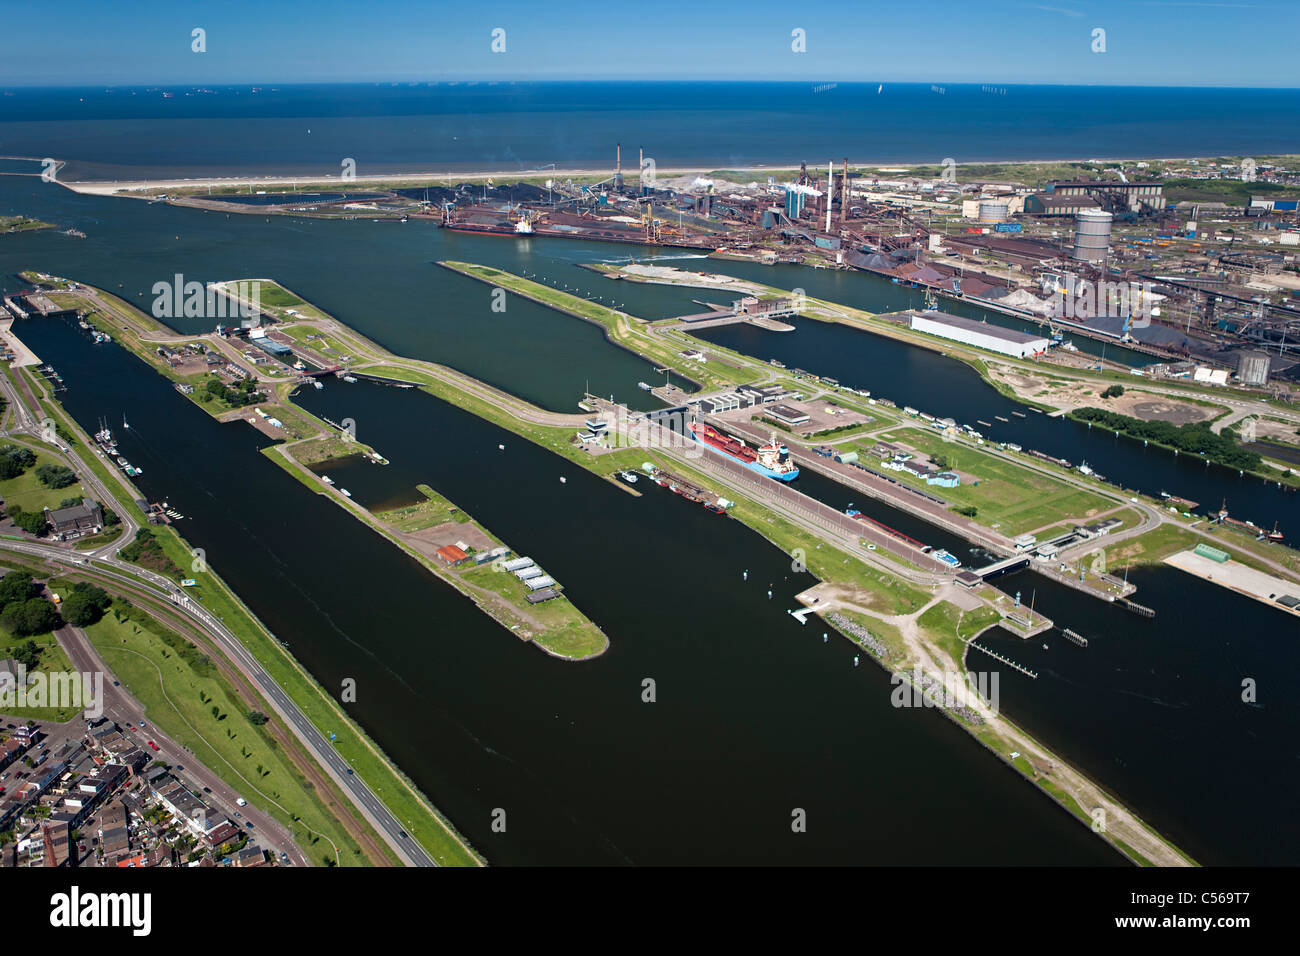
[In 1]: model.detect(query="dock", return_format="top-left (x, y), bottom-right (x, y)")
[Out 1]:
top-left (967, 641), bottom-right (1039, 679)
top-left (1163, 549), bottom-right (1300, 618)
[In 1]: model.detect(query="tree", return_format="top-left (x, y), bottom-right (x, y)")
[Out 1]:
top-left (0, 445), bottom-right (35, 477)
top-left (0, 571), bottom-right (36, 608)
top-left (0, 598), bottom-right (60, 637)
top-left (1101, 384), bottom-right (1125, 399)
top-left (60, 588), bottom-right (109, 627)
top-left (12, 639), bottom-right (39, 669)
top-left (247, 711), bottom-right (269, 726)
top-left (35, 464), bottom-right (77, 489)
top-left (12, 510), bottom-right (48, 536)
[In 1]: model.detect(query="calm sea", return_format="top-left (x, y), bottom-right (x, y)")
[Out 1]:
top-left (3, 82), bottom-right (1299, 180)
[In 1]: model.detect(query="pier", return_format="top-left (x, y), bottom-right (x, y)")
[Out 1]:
top-left (967, 641), bottom-right (1039, 679)
top-left (1163, 549), bottom-right (1300, 619)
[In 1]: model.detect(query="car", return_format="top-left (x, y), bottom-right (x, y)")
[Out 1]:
top-left (245, 821), bottom-right (254, 829)
top-left (175, 765), bottom-right (184, 771)
top-left (202, 786), bottom-right (211, 793)
top-left (346, 769), bottom-right (353, 775)
top-left (112, 681), bottom-right (119, 686)
top-left (233, 811), bottom-right (241, 819)
top-left (126, 723), bottom-right (135, 731)
top-left (146, 740), bottom-right (160, 751)
top-left (399, 831), bottom-right (408, 839)
top-left (139, 721), bottom-right (147, 728)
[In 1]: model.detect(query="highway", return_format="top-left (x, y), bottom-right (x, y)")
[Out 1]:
top-left (0, 355), bottom-right (455, 867)
top-left (53, 619), bottom-right (309, 866)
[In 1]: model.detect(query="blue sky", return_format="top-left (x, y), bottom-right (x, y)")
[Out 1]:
top-left (1, 0), bottom-right (1294, 87)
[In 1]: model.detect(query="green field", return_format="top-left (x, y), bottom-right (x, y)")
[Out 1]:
top-left (376, 484), bottom-right (471, 533)
top-left (459, 564), bottom-right (607, 659)
top-left (0, 630), bottom-right (81, 722)
top-left (871, 427), bottom-right (1112, 535)
top-left (85, 608), bottom-right (384, 866)
top-left (917, 601), bottom-right (1004, 669)
top-left (0, 448), bottom-right (86, 515)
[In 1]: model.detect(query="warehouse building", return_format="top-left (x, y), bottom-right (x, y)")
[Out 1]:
top-left (1044, 180), bottom-right (1166, 213)
top-left (908, 310), bottom-right (1049, 359)
top-left (766, 404), bottom-right (810, 426)
top-left (1023, 193), bottom-right (1102, 217)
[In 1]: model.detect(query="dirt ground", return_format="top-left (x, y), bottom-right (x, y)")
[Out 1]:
top-left (405, 520), bottom-right (495, 553)
top-left (1257, 417), bottom-right (1300, 444)
top-left (987, 363), bottom-right (1217, 423)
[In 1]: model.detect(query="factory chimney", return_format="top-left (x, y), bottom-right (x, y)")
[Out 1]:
top-left (826, 160), bottom-right (833, 233)
top-left (842, 157), bottom-right (850, 221)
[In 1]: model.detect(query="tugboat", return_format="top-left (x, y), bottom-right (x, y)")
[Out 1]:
top-left (1267, 521), bottom-right (1284, 543)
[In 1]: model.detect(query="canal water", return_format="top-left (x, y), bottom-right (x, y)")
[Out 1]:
top-left (17, 315), bottom-right (1118, 865)
top-left (6, 178), bottom-right (1300, 863)
top-left (4, 175), bottom-right (1283, 532)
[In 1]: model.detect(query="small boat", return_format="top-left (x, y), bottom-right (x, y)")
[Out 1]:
top-left (321, 475), bottom-right (335, 485)
top-left (704, 502), bottom-right (726, 514)
top-left (637, 381), bottom-right (652, 391)
top-left (340, 488), bottom-right (352, 498)
top-left (619, 470), bottom-right (638, 484)
top-left (1267, 522), bottom-right (1284, 542)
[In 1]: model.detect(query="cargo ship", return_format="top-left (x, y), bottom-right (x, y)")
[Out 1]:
top-left (845, 508), bottom-right (931, 553)
top-left (688, 422), bottom-right (799, 481)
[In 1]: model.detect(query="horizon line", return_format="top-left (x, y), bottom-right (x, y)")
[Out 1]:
top-left (4, 78), bottom-right (1299, 91)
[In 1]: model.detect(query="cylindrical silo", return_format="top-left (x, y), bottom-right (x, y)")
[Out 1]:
top-left (978, 200), bottom-right (1009, 223)
top-left (1073, 210), bottom-right (1113, 262)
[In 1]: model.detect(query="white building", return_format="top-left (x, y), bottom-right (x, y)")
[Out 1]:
top-left (909, 311), bottom-right (1049, 359)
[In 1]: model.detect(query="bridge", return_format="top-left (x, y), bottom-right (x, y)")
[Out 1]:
top-left (971, 553), bottom-right (1031, 580)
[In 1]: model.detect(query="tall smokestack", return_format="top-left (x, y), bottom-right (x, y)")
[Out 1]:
top-left (826, 160), bottom-right (833, 233)
top-left (616, 143), bottom-right (622, 175)
top-left (843, 157), bottom-right (850, 222)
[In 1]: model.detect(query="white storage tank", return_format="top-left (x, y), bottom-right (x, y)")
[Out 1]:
top-left (978, 200), bottom-right (1009, 223)
top-left (1073, 209), bottom-right (1113, 263)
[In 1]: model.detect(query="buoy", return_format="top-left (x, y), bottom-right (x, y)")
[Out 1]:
top-left (767, 589), bottom-right (772, 599)
top-left (743, 570), bottom-right (748, 581)
top-left (823, 634), bottom-right (828, 643)
top-left (853, 656), bottom-right (859, 667)
top-left (559, 476), bottom-right (566, 484)
top-left (498, 444), bottom-right (504, 450)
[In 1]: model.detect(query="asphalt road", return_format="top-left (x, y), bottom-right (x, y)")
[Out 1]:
top-left (0, 358), bottom-right (446, 866)
top-left (54, 621), bottom-right (308, 866)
